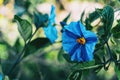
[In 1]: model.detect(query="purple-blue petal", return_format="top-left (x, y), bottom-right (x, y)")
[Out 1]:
top-left (86, 37), bottom-right (98, 43)
top-left (64, 22), bottom-right (83, 37)
top-left (62, 21), bottom-right (98, 62)
top-left (70, 45), bottom-right (83, 62)
top-left (85, 43), bottom-right (95, 61)
top-left (69, 43), bottom-right (80, 56)
top-left (84, 30), bottom-right (97, 39)
top-left (81, 45), bottom-right (89, 61)
top-left (81, 43), bottom-right (95, 61)
top-left (71, 51), bottom-right (78, 61)
top-left (78, 22), bottom-right (87, 36)
top-left (65, 30), bottom-right (79, 39)
top-left (62, 31), bottom-right (77, 53)
top-left (84, 31), bottom-right (98, 44)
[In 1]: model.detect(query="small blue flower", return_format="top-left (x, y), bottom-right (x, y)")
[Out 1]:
top-left (43, 5), bottom-right (58, 43)
top-left (62, 21), bottom-right (98, 62)
top-left (0, 73), bottom-right (3, 80)
top-left (34, 12), bottom-right (48, 28)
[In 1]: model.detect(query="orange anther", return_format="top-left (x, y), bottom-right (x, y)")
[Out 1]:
top-left (76, 37), bottom-right (86, 44)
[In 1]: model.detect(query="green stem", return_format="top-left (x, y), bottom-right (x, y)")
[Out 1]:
top-left (7, 29), bottom-right (37, 75)
top-left (75, 64), bottom-right (103, 70)
top-left (7, 44), bottom-right (26, 75)
top-left (94, 44), bottom-right (104, 54)
top-left (27, 29), bottom-right (38, 44)
top-left (106, 42), bottom-right (113, 60)
top-left (94, 39), bottom-right (106, 54)
top-left (20, 29), bottom-right (37, 61)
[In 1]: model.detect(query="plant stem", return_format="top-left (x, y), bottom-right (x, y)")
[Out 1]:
top-left (106, 42), bottom-right (113, 60)
top-left (7, 29), bottom-right (37, 75)
top-left (75, 64), bottom-right (103, 71)
top-left (27, 29), bottom-right (38, 44)
top-left (20, 29), bottom-right (37, 61)
top-left (94, 44), bottom-right (104, 54)
top-left (7, 44), bottom-right (26, 75)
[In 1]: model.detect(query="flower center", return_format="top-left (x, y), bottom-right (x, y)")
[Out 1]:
top-left (76, 37), bottom-right (86, 44)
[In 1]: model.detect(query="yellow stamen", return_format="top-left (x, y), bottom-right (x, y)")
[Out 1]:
top-left (76, 37), bottom-right (86, 44)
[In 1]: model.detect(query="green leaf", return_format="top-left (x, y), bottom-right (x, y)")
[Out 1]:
top-left (85, 18), bottom-right (93, 30)
top-left (111, 23), bottom-right (120, 39)
top-left (94, 54), bottom-right (102, 64)
top-left (0, 44), bottom-right (8, 60)
top-left (113, 33), bottom-right (120, 39)
top-left (63, 54), bottom-right (72, 63)
top-left (57, 47), bottom-right (64, 62)
top-left (116, 49), bottom-right (120, 54)
top-left (117, 19), bottom-right (120, 23)
top-left (96, 25), bottom-right (105, 38)
top-left (119, 54), bottom-right (120, 60)
top-left (82, 69), bottom-right (89, 77)
top-left (94, 66), bottom-right (102, 73)
top-left (101, 5), bottom-right (114, 35)
top-left (84, 8), bottom-right (102, 30)
top-left (13, 38), bottom-right (23, 53)
top-left (80, 10), bottom-right (85, 23)
top-left (67, 70), bottom-right (82, 80)
top-left (14, 15), bottom-right (32, 42)
top-left (72, 60), bottom-right (95, 70)
top-left (63, 13), bottom-right (71, 23)
top-left (112, 50), bottom-right (117, 60)
top-left (110, 37), bottom-right (116, 45)
top-left (115, 64), bottom-right (120, 80)
top-left (88, 9), bottom-right (101, 23)
top-left (63, 54), bottom-right (82, 63)
top-left (24, 38), bottom-right (50, 57)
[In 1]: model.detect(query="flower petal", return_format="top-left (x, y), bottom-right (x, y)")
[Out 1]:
top-left (49, 5), bottom-right (56, 23)
top-left (71, 52), bottom-right (77, 61)
top-left (78, 22), bottom-right (87, 36)
top-left (69, 43), bottom-right (80, 56)
top-left (81, 43), bottom-right (95, 61)
top-left (62, 31), bottom-right (77, 53)
top-left (84, 31), bottom-right (98, 43)
top-left (0, 73), bottom-right (2, 80)
top-left (43, 25), bottom-right (58, 43)
top-left (43, 5), bottom-right (58, 43)
top-left (64, 22), bottom-right (83, 37)
top-left (86, 43), bottom-right (95, 60)
top-left (81, 45), bottom-right (88, 61)
top-left (70, 45), bottom-right (83, 62)
top-left (65, 30), bottom-right (79, 39)
top-left (86, 37), bottom-right (98, 43)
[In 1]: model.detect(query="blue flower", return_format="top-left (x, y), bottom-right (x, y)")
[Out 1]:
top-left (62, 21), bottom-right (98, 62)
top-left (0, 73), bottom-right (3, 80)
top-left (34, 12), bottom-right (48, 28)
top-left (43, 5), bottom-right (58, 43)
